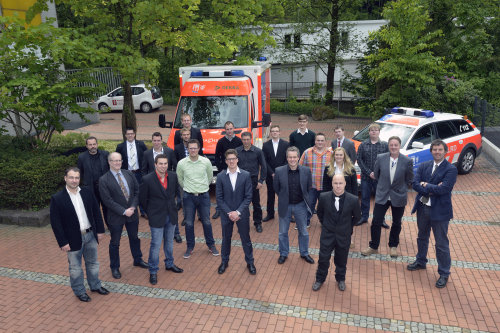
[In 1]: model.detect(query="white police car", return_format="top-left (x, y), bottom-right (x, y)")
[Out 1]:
top-left (94, 84), bottom-right (163, 113)
top-left (352, 107), bottom-right (482, 174)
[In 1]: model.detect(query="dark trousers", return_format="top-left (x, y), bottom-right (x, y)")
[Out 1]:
top-left (221, 217), bottom-right (254, 265)
top-left (265, 174), bottom-right (276, 217)
top-left (360, 178), bottom-right (378, 221)
top-left (369, 201), bottom-right (405, 249)
top-left (315, 230), bottom-right (350, 282)
top-left (251, 176), bottom-right (262, 225)
top-left (108, 221), bottom-right (143, 269)
top-left (132, 171), bottom-right (146, 216)
top-left (416, 204), bottom-right (451, 277)
top-left (92, 182), bottom-right (108, 227)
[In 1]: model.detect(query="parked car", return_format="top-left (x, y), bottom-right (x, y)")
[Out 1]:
top-left (94, 84), bottom-right (163, 113)
top-left (352, 107), bottom-right (482, 175)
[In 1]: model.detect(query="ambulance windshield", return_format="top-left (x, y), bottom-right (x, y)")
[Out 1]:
top-left (175, 96), bottom-right (248, 129)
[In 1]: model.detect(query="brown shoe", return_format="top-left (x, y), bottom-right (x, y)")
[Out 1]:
top-left (361, 247), bottom-right (378, 256)
top-left (350, 242), bottom-right (354, 249)
top-left (389, 247), bottom-right (398, 258)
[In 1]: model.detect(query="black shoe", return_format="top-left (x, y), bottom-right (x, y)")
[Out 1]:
top-left (277, 256), bottom-right (287, 264)
top-left (337, 280), bottom-right (346, 291)
top-left (407, 261), bottom-right (426, 271)
top-left (355, 219), bottom-right (368, 226)
top-left (255, 224), bottom-right (263, 233)
top-left (301, 255), bottom-right (315, 264)
top-left (436, 276), bottom-right (448, 288)
top-left (141, 213), bottom-right (148, 220)
top-left (382, 221), bottom-right (390, 229)
top-left (312, 281), bottom-right (323, 291)
top-left (181, 219), bottom-right (186, 226)
top-left (174, 234), bottom-right (182, 243)
top-left (149, 274), bottom-right (157, 285)
top-left (91, 287), bottom-right (110, 295)
top-left (134, 259), bottom-right (149, 269)
top-left (111, 268), bottom-right (121, 279)
top-left (77, 293), bottom-right (91, 302)
top-left (165, 265), bottom-right (183, 273)
top-left (212, 211), bottom-right (220, 219)
top-left (247, 263), bottom-right (257, 275)
top-left (262, 215), bottom-right (274, 222)
top-left (290, 217), bottom-right (295, 223)
top-left (218, 262), bottom-right (228, 274)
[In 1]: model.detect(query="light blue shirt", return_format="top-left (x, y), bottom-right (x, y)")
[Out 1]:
top-left (110, 169), bottom-right (130, 197)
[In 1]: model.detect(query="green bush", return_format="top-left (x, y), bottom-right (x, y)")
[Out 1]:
top-left (270, 99), bottom-right (318, 115)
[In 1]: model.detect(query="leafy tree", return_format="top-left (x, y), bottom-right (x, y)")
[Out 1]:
top-left (0, 15), bottom-right (103, 147)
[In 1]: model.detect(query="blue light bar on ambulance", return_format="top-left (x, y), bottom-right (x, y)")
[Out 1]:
top-left (391, 107), bottom-right (434, 118)
top-left (229, 70), bottom-right (244, 76)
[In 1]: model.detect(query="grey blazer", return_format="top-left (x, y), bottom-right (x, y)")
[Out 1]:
top-left (373, 152), bottom-right (413, 207)
top-left (273, 165), bottom-right (312, 218)
top-left (98, 170), bottom-right (139, 225)
top-left (331, 137), bottom-right (357, 164)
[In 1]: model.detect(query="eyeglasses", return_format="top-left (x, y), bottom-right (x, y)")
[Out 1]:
top-left (110, 160), bottom-right (122, 162)
top-left (225, 158), bottom-right (237, 161)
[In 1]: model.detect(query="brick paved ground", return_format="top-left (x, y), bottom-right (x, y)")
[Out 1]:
top-left (1, 108), bottom-right (499, 332)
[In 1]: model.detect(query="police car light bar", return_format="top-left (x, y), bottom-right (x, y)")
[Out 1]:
top-left (391, 107), bottom-right (434, 118)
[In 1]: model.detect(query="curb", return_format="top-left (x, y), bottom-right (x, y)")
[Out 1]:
top-left (482, 137), bottom-right (500, 166)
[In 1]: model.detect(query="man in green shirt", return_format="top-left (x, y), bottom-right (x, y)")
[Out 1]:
top-left (177, 139), bottom-right (219, 259)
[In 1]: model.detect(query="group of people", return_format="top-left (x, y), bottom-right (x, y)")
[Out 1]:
top-left (50, 114), bottom-right (458, 303)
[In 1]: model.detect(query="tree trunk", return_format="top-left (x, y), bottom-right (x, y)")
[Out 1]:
top-left (121, 81), bottom-right (137, 140)
top-left (325, 0), bottom-right (339, 106)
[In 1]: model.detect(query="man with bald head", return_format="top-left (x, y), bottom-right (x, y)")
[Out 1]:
top-left (99, 152), bottom-right (148, 279)
top-left (313, 174), bottom-right (360, 292)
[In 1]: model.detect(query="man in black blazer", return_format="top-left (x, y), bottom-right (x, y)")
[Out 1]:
top-left (77, 136), bottom-right (109, 225)
top-left (116, 127), bottom-right (148, 216)
top-left (331, 125), bottom-right (357, 164)
top-left (216, 149), bottom-right (256, 275)
top-left (140, 154), bottom-right (183, 285)
top-left (174, 128), bottom-right (191, 162)
top-left (50, 167), bottom-right (109, 302)
top-left (142, 132), bottom-right (177, 175)
top-left (262, 125), bottom-right (289, 222)
top-left (174, 113), bottom-right (204, 152)
top-left (273, 146), bottom-right (314, 265)
top-left (313, 174), bottom-right (361, 292)
top-left (99, 152), bottom-right (148, 279)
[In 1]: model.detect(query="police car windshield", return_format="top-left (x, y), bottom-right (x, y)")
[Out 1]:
top-left (175, 96), bottom-right (248, 129)
top-left (353, 123), bottom-right (414, 148)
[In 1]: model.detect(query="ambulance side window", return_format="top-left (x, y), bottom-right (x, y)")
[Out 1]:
top-left (435, 121), bottom-right (457, 140)
top-left (409, 125), bottom-right (435, 147)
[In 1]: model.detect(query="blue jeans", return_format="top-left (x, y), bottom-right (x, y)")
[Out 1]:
top-left (416, 204), bottom-right (451, 277)
top-left (360, 177), bottom-right (378, 221)
top-left (183, 192), bottom-right (215, 250)
top-left (67, 231), bottom-right (101, 296)
top-left (307, 188), bottom-right (320, 225)
top-left (278, 201), bottom-right (310, 257)
top-left (148, 216), bottom-right (175, 274)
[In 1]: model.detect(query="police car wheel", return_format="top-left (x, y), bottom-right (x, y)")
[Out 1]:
top-left (140, 102), bottom-right (152, 113)
top-left (457, 148), bottom-right (475, 175)
top-left (98, 103), bottom-right (110, 112)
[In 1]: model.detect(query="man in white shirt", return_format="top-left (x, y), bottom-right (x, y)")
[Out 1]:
top-left (50, 167), bottom-right (109, 302)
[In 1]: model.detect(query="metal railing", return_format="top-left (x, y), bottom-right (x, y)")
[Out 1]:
top-left (472, 97), bottom-right (500, 135)
top-left (270, 81), bottom-right (356, 100)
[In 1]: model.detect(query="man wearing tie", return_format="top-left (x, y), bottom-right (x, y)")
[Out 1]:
top-left (313, 174), bottom-right (361, 292)
top-left (115, 127), bottom-right (147, 217)
top-left (361, 136), bottom-right (413, 258)
top-left (215, 149), bottom-right (256, 275)
top-left (331, 125), bottom-right (357, 164)
top-left (408, 139), bottom-right (457, 288)
top-left (262, 125), bottom-right (289, 222)
top-left (99, 152), bottom-right (148, 279)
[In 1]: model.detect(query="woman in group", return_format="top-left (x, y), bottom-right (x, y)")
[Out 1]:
top-left (322, 147), bottom-right (358, 195)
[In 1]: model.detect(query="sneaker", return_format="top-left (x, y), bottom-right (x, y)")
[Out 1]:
top-left (294, 225), bottom-right (298, 230)
top-left (209, 245), bottom-right (219, 256)
top-left (361, 247), bottom-right (378, 256)
top-left (183, 248), bottom-right (193, 259)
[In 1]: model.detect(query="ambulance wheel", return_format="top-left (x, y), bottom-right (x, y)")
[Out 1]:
top-left (98, 103), bottom-right (110, 112)
top-left (457, 148), bottom-right (475, 174)
top-left (140, 102), bottom-right (152, 113)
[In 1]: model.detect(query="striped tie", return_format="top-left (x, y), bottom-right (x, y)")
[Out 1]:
top-left (117, 173), bottom-right (129, 200)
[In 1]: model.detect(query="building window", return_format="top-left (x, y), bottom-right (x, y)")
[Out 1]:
top-left (284, 33), bottom-right (301, 49)
top-left (293, 34), bottom-right (301, 48)
top-left (284, 34), bottom-right (292, 49)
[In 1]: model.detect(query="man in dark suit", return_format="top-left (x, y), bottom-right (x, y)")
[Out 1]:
top-left (99, 152), bottom-right (148, 279)
top-left (215, 149), bottom-right (256, 275)
top-left (140, 154), bottom-right (183, 285)
top-left (408, 139), bottom-right (457, 288)
top-left (313, 174), bottom-right (361, 292)
top-left (142, 132), bottom-right (177, 175)
top-left (361, 136), bottom-right (413, 258)
top-left (273, 146), bottom-right (315, 265)
top-left (331, 125), bottom-right (357, 164)
top-left (116, 127), bottom-right (148, 217)
top-left (50, 167), bottom-right (109, 302)
top-left (262, 125), bottom-right (289, 222)
top-left (174, 113), bottom-right (203, 152)
top-left (174, 127), bottom-right (191, 162)
top-left (77, 136), bottom-right (109, 225)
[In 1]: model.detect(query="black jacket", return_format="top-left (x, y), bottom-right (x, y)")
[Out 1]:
top-left (173, 127), bottom-right (204, 151)
top-left (115, 140), bottom-right (147, 171)
top-left (77, 150), bottom-right (109, 187)
top-left (141, 145), bottom-right (177, 175)
top-left (262, 139), bottom-right (289, 176)
top-left (139, 170), bottom-right (178, 228)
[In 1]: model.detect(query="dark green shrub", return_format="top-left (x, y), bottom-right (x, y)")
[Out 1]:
top-left (270, 99), bottom-right (318, 115)
top-left (311, 105), bottom-right (337, 120)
